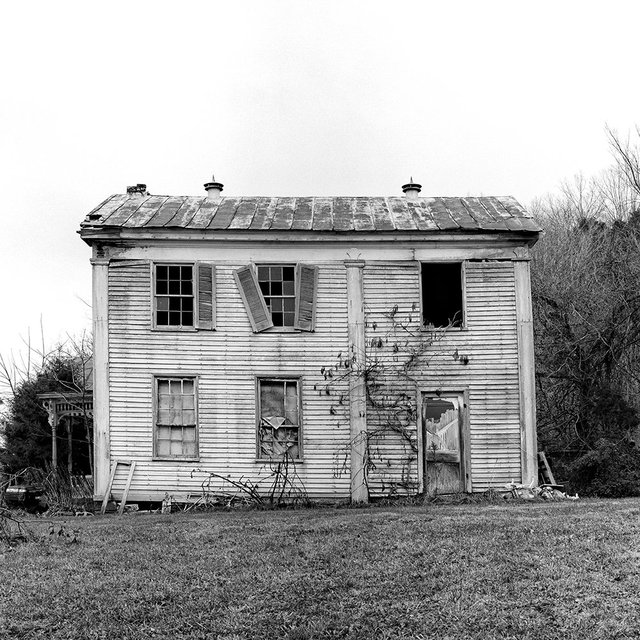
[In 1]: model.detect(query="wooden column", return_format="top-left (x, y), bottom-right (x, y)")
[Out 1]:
top-left (91, 255), bottom-right (110, 501)
top-left (345, 259), bottom-right (368, 503)
top-left (514, 258), bottom-right (538, 485)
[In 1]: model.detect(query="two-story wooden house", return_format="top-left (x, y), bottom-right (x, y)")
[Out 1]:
top-left (80, 178), bottom-right (541, 504)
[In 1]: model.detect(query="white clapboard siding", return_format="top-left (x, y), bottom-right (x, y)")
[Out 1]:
top-left (363, 261), bottom-right (521, 493)
top-left (108, 261), bottom-right (351, 500)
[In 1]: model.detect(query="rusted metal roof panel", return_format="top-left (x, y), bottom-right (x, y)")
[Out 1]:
top-left (81, 194), bottom-right (541, 234)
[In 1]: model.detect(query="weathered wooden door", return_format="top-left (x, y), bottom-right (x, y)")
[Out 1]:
top-left (422, 393), bottom-right (465, 494)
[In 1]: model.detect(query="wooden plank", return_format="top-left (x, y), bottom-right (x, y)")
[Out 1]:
top-left (228, 199), bottom-right (258, 229)
top-left (145, 197), bottom-right (185, 227)
top-left (291, 197), bottom-right (313, 230)
top-left (370, 198), bottom-right (395, 231)
top-left (271, 197), bottom-right (296, 230)
top-left (444, 198), bottom-right (480, 229)
top-left (408, 200), bottom-right (439, 231)
top-left (86, 195), bottom-right (127, 223)
top-left (538, 451), bottom-right (556, 484)
top-left (312, 197), bottom-right (333, 231)
top-left (187, 199), bottom-right (219, 229)
top-left (332, 197), bottom-right (354, 231)
top-left (100, 462), bottom-right (118, 515)
top-left (117, 461), bottom-right (137, 516)
top-left (247, 197), bottom-right (274, 230)
top-left (424, 198), bottom-right (459, 230)
top-left (353, 198), bottom-right (375, 231)
top-left (207, 197), bottom-right (240, 230)
top-left (165, 196), bottom-right (202, 227)
top-left (387, 197), bottom-right (417, 230)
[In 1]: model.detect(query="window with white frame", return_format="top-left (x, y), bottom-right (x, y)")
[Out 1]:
top-left (257, 378), bottom-right (301, 459)
top-left (421, 262), bottom-right (464, 328)
top-left (154, 377), bottom-right (198, 459)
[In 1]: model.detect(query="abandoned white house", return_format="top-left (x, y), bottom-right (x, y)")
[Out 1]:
top-left (79, 179), bottom-right (541, 504)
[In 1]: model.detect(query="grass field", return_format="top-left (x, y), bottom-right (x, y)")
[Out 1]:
top-left (3, 498), bottom-right (640, 639)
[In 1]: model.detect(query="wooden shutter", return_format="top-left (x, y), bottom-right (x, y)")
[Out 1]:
top-left (294, 264), bottom-right (318, 331)
top-left (195, 262), bottom-right (215, 330)
top-left (234, 265), bottom-right (273, 332)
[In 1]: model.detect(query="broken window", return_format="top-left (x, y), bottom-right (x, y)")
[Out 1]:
top-left (421, 262), bottom-right (464, 328)
top-left (154, 377), bottom-right (198, 459)
top-left (257, 378), bottom-right (301, 459)
top-left (154, 263), bottom-right (215, 330)
top-left (234, 264), bottom-right (318, 332)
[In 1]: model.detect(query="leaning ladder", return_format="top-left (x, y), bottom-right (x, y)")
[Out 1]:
top-left (100, 459), bottom-right (137, 515)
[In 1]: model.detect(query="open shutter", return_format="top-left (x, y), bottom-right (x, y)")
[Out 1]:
top-left (234, 265), bottom-right (274, 332)
top-left (294, 264), bottom-right (318, 331)
top-left (195, 262), bottom-right (215, 330)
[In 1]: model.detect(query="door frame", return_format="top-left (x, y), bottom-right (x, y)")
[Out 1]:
top-left (417, 388), bottom-right (472, 494)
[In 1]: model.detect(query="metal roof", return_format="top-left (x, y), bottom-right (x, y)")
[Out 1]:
top-left (81, 194), bottom-right (541, 234)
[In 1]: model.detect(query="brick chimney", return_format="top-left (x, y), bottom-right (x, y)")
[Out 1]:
top-left (204, 174), bottom-right (224, 200)
top-left (126, 184), bottom-right (148, 196)
top-left (401, 178), bottom-right (422, 201)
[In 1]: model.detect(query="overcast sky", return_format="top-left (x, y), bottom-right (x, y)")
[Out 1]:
top-left (1, 0), bottom-right (639, 383)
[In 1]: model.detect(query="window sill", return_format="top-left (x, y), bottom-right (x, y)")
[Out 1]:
top-left (255, 458), bottom-right (304, 464)
top-left (153, 457), bottom-right (200, 463)
top-left (420, 325), bottom-right (467, 333)
top-left (151, 326), bottom-right (198, 333)
top-left (263, 327), bottom-right (301, 334)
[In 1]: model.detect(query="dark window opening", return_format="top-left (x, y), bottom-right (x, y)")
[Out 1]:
top-left (155, 264), bottom-right (194, 327)
top-left (257, 265), bottom-right (296, 327)
top-left (257, 378), bottom-right (301, 459)
top-left (421, 263), bottom-right (463, 328)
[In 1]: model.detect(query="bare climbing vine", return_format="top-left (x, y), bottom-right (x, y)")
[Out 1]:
top-left (320, 302), bottom-right (467, 498)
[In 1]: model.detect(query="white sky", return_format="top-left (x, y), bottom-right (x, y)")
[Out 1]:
top-left (1, 0), bottom-right (639, 379)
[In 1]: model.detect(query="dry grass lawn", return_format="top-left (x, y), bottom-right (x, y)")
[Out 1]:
top-left (3, 498), bottom-right (640, 639)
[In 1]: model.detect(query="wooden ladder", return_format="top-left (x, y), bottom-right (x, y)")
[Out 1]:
top-left (100, 459), bottom-right (137, 515)
top-left (538, 451), bottom-right (556, 485)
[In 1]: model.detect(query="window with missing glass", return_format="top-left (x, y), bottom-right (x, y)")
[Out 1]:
top-left (154, 377), bottom-right (198, 459)
top-left (154, 264), bottom-right (194, 327)
top-left (421, 262), bottom-right (464, 328)
top-left (257, 378), bottom-right (301, 459)
top-left (257, 265), bottom-right (296, 327)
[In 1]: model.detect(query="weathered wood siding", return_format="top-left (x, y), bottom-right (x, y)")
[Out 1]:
top-left (363, 260), bottom-right (521, 493)
top-left (108, 259), bottom-right (351, 501)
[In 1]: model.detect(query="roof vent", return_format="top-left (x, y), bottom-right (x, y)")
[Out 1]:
top-left (401, 178), bottom-right (422, 201)
top-left (204, 174), bottom-right (224, 199)
top-left (126, 184), bottom-right (148, 196)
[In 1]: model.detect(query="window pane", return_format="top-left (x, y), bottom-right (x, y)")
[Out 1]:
top-left (183, 427), bottom-right (196, 442)
top-left (283, 280), bottom-right (295, 296)
top-left (157, 426), bottom-right (171, 440)
top-left (157, 297), bottom-right (169, 311)
top-left (170, 440), bottom-right (183, 456)
top-left (156, 280), bottom-right (168, 295)
top-left (169, 297), bottom-right (181, 311)
top-left (156, 265), bottom-right (168, 280)
top-left (181, 265), bottom-right (192, 280)
top-left (157, 311), bottom-right (169, 325)
top-left (182, 312), bottom-right (193, 326)
top-left (271, 312), bottom-right (283, 326)
top-left (183, 380), bottom-right (194, 395)
top-left (282, 266), bottom-right (295, 281)
top-left (169, 311), bottom-right (181, 325)
top-left (182, 297), bottom-right (193, 312)
top-left (157, 439), bottom-right (171, 456)
top-left (169, 280), bottom-right (181, 295)
top-left (182, 280), bottom-right (193, 296)
top-left (183, 410), bottom-right (195, 425)
top-left (284, 298), bottom-right (295, 312)
top-left (169, 266), bottom-right (181, 280)
top-left (283, 313), bottom-right (295, 326)
top-left (270, 266), bottom-right (282, 280)
top-left (183, 440), bottom-right (197, 457)
top-left (258, 266), bottom-right (269, 281)
top-left (271, 281), bottom-right (282, 296)
top-left (271, 298), bottom-right (282, 312)
top-left (285, 382), bottom-right (298, 424)
top-left (260, 380), bottom-right (284, 417)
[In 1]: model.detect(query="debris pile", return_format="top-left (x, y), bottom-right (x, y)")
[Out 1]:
top-left (503, 480), bottom-right (579, 501)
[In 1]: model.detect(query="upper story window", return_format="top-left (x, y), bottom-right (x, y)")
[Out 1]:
top-left (155, 265), bottom-right (194, 327)
top-left (421, 262), bottom-right (464, 328)
top-left (234, 263), bottom-right (318, 333)
top-left (153, 263), bottom-right (215, 331)
top-left (258, 265), bottom-right (296, 327)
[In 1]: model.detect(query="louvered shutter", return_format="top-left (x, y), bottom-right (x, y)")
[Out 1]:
top-left (195, 262), bottom-right (215, 330)
top-left (294, 264), bottom-right (318, 331)
top-left (234, 265), bottom-right (274, 332)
